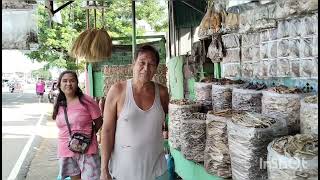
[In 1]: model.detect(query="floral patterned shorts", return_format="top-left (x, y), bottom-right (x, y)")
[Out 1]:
top-left (59, 153), bottom-right (101, 180)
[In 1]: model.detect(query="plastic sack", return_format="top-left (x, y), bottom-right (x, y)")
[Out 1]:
top-left (262, 90), bottom-right (307, 135)
top-left (225, 13), bottom-right (239, 31)
top-left (207, 35), bottom-right (223, 63)
top-left (300, 96), bottom-right (318, 134)
top-left (195, 82), bottom-right (213, 113)
top-left (180, 112), bottom-right (206, 162)
top-left (198, 5), bottom-right (221, 37)
top-left (168, 102), bottom-right (200, 150)
top-left (267, 134), bottom-right (318, 180)
top-left (227, 112), bottom-right (288, 180)
top-left (211, 84), bottom-right (238, 112)
top-left (232, 88), bottom-right (263, 113)
top-left (205, 110), bottom-right (232, 178)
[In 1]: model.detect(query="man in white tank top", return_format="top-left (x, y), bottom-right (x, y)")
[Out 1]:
top-left (100, 45), bottom-right (169, 180)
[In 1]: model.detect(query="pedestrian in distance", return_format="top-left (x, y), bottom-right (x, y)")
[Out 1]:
top-left (100, 45), bottom-right (170, 180)
top-left (52, 70), bottom-right (103, 180)
top-left (36, 78), bottom-right (45, 102)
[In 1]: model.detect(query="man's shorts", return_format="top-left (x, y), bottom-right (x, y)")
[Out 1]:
top-left (36, 92), bottom-right (44, 96)
top-left (59, 153), bottom-right (101, 180)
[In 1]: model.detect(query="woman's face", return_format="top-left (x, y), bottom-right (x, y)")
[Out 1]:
top-left (60, 73), bottom-right (78, 97)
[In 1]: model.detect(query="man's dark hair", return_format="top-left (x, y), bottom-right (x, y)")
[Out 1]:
top-left (134, 45), bottom-right (160, 66)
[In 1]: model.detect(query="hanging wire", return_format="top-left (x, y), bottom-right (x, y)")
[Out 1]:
top-left (101, 1), bottom-right (104, 29)
top-left (94, 1), bottom-right (97, 28)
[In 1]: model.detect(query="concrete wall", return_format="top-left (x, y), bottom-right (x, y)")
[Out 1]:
top-left (2, 0), bottom-right (38, 50)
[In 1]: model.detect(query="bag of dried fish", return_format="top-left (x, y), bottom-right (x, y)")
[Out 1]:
top-left (262, 88), bottom-right (309, 135)
top-left (212, 84), bottom-right (240, 112)
top-left (180, 112), bottom-right (206, 163)
top-left (195, 82), bottom-right (213, 113)
top-left (204, 109), bottom-right (233, 178)
top-left (168, 100), bottom-right (200, 150)
top-left (227, 112), bottom-right (288, 180)
top-left (300, 95), bottom-right (318, 135)
top-left (232, 87), bottom-right (263, 113)
top-left (267, 134), bottom-right (318, 180)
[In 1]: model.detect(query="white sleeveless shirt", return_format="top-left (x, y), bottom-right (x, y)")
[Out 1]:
top-left (109, 79), bottom-right (167, 180)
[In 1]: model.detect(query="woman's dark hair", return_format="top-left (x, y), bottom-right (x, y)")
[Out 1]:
top-left (52, 70), bottom-right (88, 120)
top-left (134, 45), bottom-right (160, 66)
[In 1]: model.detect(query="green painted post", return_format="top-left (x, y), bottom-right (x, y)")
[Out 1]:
top-left (132, 0), bottom-right (136, 63)
top-left (214, 62), bottom-right (221, 79)
top-left (88, 63), bottom-right (94, 97)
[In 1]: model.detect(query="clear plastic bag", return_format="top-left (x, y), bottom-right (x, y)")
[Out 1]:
top-left (262, 90), bottom-right (306, 135)
top-left (227, 113), bottom-right (288, 180)
top-left (232, 88), bottom-right (263, 113)
top-left (168, 102), bottom-right (200, 150)
top-left (205, 110), bottom-right (233, 178)
top-left (267, 134), bottom-right (318, 180)
top-left (300, 96), bottom-right (318, 134)
top-left (207, 35), bottom-right (223, 63)
top-left (180, 112), bottom-right (206, 162)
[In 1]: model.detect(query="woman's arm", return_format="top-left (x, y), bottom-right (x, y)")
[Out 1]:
top-left (93, 116), bottom-right (103, 132)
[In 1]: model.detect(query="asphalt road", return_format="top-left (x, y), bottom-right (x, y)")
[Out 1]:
top-left (2, 84), bottom-right (52, 180)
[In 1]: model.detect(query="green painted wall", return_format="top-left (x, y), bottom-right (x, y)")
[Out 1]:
top-left (88, 63), bottom-right (94, 97)
top-left (93, 71), bottom-right (104, 97)
top-left (167, 56), bottom-right (184, 100)
top-left (91, 38), bottom-right (166, 98)
top-left (170, 144), bottom-right (223, 180)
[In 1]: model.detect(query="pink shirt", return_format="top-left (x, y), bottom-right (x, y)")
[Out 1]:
top-left (56, 94), bottom-right (101, 157)
top-left (36, 82), bottom-right (45, 93)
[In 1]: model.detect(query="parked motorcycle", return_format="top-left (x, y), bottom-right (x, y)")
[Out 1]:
top-left (9, 84), bottom-right (15, 93)
top-left (48, 81), bottom-right (59, 103)
top-left (48, 89), bottom-right (59, 103)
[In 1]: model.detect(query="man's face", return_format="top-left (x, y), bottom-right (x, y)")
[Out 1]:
top-left (133, 51), bottom-right (158, 83)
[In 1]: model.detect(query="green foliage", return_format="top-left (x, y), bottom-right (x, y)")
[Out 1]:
top-left (31, 68), bottom-right (52, 80)
top-left (25, 0), bottom-right (168, 71)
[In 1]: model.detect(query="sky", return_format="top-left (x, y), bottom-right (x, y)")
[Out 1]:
top-left (2, 50), bottom-right (45, 73)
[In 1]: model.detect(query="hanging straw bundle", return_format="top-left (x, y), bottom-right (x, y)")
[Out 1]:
top-left (69, 2), bottom-right (112, 63)
top-left (89, 28), bottom-right (112, 62)
top-left (70, 29), bottom-right (90, 59)
top-left (79, 28), bottom-right (98, 60)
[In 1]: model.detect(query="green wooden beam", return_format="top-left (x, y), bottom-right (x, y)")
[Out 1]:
top-left (112, 35), bottom-right (165, 41)
top-left (132, 0), bottom-right (136, 63)
top-left (214, 62), bottom-right (221, 79)
top-left (88, 63), bottom-right (94, 97)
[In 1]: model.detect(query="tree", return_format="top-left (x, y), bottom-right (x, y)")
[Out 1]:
top-left (31, 68), bottom-right (52, 80)
top-left (26, 0), bottom-right (168, 70)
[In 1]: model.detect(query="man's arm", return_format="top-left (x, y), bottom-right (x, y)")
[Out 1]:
top-left (100, 85), bottom-right (119, 179)
top-left (159, 85), bottom-right (169, 114)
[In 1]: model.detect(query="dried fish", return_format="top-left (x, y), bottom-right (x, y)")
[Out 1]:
top-left (205, 110), bottom-right (233, 178)
top-left (212, 84), bottom-right (239, 112)
top-left (268, 85), bottom-right (303, 94)
top-left (267, 134), bottom-right (318, 180)
top-left (300, 96), bottom-right (318, 134)
top-left (181, 113), bottom-right (206, 162)
top-left (195, 82), bottom-right (212, 104)
top-left (168, 101), bottom-right (200, 150)
top-left (232, 88), bottom-right (263, 113)
top-left (304, 95), bottom-right (318, 104)
top-left (227, 112), bottom-right (288, 180)
top-left (212, 78), bottom-right (245, 86)
top-left (262, 90), bottom-right (306, 135)
top-left (195, 82), bottom-right (213, 113)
